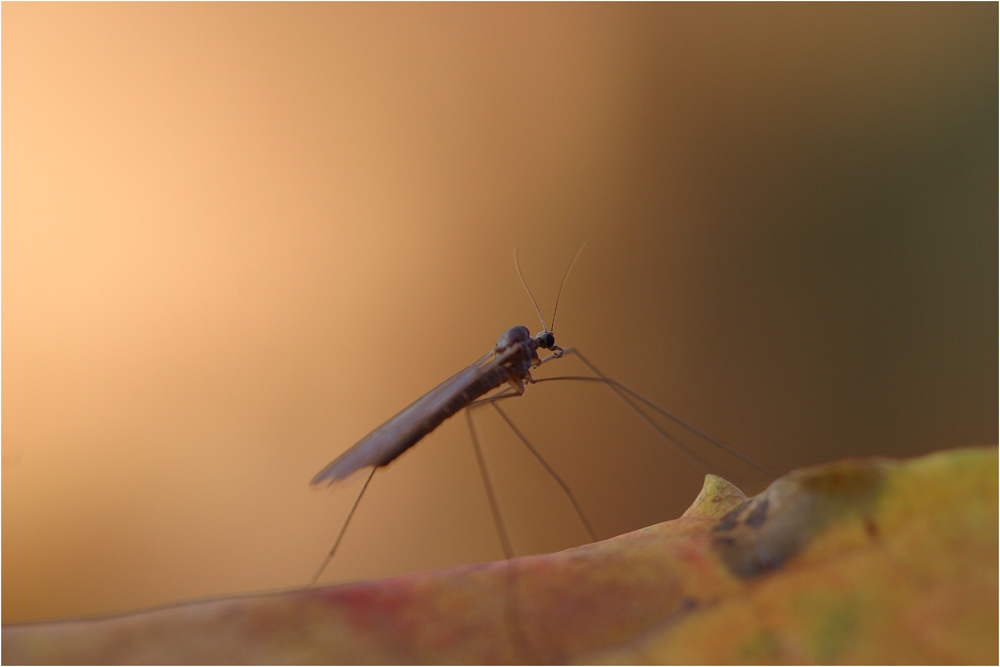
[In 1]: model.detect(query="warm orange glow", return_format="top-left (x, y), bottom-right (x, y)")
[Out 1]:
top-left (3, 3), bottom-right (995, 623)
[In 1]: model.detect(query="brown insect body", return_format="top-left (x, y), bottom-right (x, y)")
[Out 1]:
top-left (310, 325), bottom-right (559, 486)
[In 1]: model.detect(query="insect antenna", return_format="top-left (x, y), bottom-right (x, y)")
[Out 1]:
top-left (549, 244), bottom-right (585, 333)
top-left (514, 247), bottom-right (550, 332)
top-left (514, 245), bottom-right (586, 334)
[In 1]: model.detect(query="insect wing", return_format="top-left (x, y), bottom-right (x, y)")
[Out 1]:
top-left (311, 350), bottom-right (496, 486)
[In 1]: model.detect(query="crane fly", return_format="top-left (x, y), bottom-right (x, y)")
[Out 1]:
top-left (309, 247), bottom-right (777, 585)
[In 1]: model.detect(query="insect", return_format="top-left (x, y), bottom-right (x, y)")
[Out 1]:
top-left (309, 247), bottom-right (776, 585)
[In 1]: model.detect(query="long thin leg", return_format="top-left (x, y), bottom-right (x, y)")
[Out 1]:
top-left (466, 409), bottom-right (531, 661)
top-left (489, 402), bottom-right (598, 543)
top-left (467, 409), bottom-right (515, 560)
top-left (467, 389), bottom-right (599, 544)
top-left (467, 386), bottom-right (518, 407)
top-left (535, 348), bottom-right (781, 478)
top-left (308, 466), bottom-right (377, 586)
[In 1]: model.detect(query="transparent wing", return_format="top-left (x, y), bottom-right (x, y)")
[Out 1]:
top-left (311, 350), bottom-right (497, 486)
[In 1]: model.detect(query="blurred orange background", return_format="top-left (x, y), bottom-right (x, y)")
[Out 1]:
top-left (3, 4), bottom-right (995, 623)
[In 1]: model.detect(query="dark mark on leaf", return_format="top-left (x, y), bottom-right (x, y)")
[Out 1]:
top-left (711, 464), bottom-right (884, 579)
top-left (745, 498), bottom-right (769, 527)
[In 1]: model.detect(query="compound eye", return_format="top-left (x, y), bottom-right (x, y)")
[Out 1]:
top-left (538, 331), bottom-right (555, 349)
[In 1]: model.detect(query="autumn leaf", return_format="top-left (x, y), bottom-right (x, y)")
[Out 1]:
top-left (3, 446), bottom-right (996, 664)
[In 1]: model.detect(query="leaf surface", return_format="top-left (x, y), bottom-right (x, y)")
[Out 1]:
top-left (4, 446), bottom-right (996, 664)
